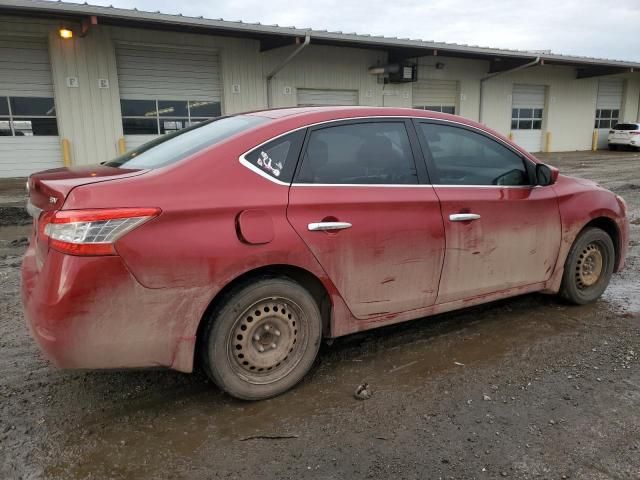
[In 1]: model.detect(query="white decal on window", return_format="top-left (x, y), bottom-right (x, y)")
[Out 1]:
top-left (256, 151), bottom-right (283, 177)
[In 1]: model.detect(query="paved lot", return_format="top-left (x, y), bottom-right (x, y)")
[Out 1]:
top-left (1, 150), bottom-right (639, 479)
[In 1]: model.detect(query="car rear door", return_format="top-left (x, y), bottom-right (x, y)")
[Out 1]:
top-left (286, 119), bottom-right (445, 319)
top-left (414, 120), bottom-right (562, 304)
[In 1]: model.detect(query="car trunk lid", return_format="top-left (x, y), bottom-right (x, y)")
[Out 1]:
top-left (27, 166), bottom-right (146, 211)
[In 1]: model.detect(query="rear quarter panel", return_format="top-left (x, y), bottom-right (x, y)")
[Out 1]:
top-left (61, 121), bottom-right (353, 370)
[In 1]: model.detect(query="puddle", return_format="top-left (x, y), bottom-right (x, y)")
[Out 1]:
top-left (0, 224), bottom-right (31, 242)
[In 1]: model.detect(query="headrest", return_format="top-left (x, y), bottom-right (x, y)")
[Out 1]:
top-left (357, 135), bottom-right (394, 167)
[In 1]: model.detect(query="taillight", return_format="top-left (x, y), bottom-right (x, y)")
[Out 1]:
top-left (630, 131), bottom-right (640, 135)
top-left (41, 208), bottom-right (160, 256)
top-left (609, 130), bottom-right (614, 134)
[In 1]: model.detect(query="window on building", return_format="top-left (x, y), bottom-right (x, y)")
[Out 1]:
top-left (0, 97), bottom-right (58, 136)
top-left (511, 108), bottom-right (543, 130)
top-left (120, 99), bottom-right (221, 135)
top-left (414, 105), bottom-right (456, 115)
top-left (595, 109), bottom-right (620, 129)
top-left (296, 122), bottom-right (419, 185)
top-left (418, 123), bottom-right (530, 186)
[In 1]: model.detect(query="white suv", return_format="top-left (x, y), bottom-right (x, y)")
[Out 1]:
top-left (608, 123), bottom-right (640, 151)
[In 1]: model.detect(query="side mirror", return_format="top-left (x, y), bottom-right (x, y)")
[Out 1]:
top-left (536, 163), bottom-right (559, 186)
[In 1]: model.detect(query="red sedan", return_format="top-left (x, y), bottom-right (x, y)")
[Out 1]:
top-left (21, 107), bottom-right (629, 400)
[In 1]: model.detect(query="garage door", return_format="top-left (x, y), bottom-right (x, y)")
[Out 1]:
top-left (0, 36), bottom-right (62, 178)
top-left (595, 79), bottom-right (624, 149)
top-left (296, 89), bottom-right (358, 107)
top-left (115, 44), bottom-right (222, 151)
top-left (413, 78), bottom-right (459, 114)
top-left (511, 84), bottom-right (545, 153)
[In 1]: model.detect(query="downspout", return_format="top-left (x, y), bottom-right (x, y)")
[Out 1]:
top-left (479, 56), bottom-right (541, 123)
top-left (266, 34), bottom-right (311, 108)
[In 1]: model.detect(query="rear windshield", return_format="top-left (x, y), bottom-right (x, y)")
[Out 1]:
top-left (104, 115), bottom-right (269, 169)
top-left (613, 123), bottom-right (640, 131)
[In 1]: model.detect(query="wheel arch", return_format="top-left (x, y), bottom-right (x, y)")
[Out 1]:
top-left (194, 264), bottom-right (332, 369)
top-left (581, 216), bottom-right (621, 271)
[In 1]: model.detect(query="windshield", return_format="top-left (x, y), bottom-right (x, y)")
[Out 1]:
top-left (104, 115), bottom-right (269, 169)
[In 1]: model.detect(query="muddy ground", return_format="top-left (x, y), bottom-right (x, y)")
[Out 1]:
top-left (1, 151), bottom-right (639, 479)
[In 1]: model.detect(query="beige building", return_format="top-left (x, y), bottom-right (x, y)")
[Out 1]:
top-left (0, 0), bottom-right (639, 177)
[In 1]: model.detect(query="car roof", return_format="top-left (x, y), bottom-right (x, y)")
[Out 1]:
top-left (245, 106), bottom-right (452, 120)
top-left (244, 106), bottom-right (489, 138)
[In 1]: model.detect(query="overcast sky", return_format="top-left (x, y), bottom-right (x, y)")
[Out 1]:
top-left (64, 0), bottom-right (640, 61)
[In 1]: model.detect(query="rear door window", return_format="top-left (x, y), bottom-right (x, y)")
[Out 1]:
top-left (295, 121), bottom-right (419, 184)
top-left (417, 122), bottom-right (530, 186)
top-left (243, 130), bottom-right (305, 182)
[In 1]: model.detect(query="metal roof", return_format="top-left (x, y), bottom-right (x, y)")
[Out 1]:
top-left (1, 0), bottom-right (639, 71)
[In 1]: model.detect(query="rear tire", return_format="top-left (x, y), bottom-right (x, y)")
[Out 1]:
top-left (559, 227), bottom-right (615, 305)
top-left (201, 277), bottom-right (322, 400)
top-left (608, 144), bottom-right (617, 151)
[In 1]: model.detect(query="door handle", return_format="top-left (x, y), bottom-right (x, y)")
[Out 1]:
top-left (449, 213), bottom-right (481, 222)
top-left (308, 221), bottom-right (352, 231)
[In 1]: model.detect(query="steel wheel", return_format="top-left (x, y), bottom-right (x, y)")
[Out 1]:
top-left (575, 243), bottom-right (604, 290)
top-left (201, 277), bottom-right (322, 400)
top-left (227, 297), bottom-right (308, 385)
top-left (560, 227), bottom-right (614, 305)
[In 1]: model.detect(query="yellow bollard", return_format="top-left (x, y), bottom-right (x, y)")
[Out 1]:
top-left (61, 138), bottom-right (72, 167)
top-left (545, 131), bottom-right (552, 153)
top-left (508, 132), bottom-right (513, 141)
top-left (591, 130), bottom-right (598, 152)
top-left (118, 137), bottom-right (126, 155)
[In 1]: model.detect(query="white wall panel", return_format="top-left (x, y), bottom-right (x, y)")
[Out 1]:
top-left (123, 134), bottom-right (156, 151)
top-left (48, 25), bottom-right (124, 166)
top-left (264, 44), bottom-right (385, 108)
top-left (0, 37), bottom-right (54, 96)
top-left (512, 84), bottom-right (545, 108)
top-left (596, 79), bottom-right (624, 109)
top-left (0, 137), bottom-right (62, 177)
top-left (415, 57), bottom-right (486, 120)
top-left (0, 27), bottom-right (63, 177)
top-left (297, 88), bottom-right (358, 106)
top-left (595, 78), bottom-right (624, 148)
top-left (110, 26), bottom-right (267, 117)
top-left (413, 79), bottom-right (459, 109)
top-left (481, 65), bottom-right (599, 152)
top-left (115, 44), bottom-right (222, 101)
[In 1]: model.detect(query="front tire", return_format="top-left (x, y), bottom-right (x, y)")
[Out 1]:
top-left (608, 144), bottom-right (617, 151)
top-left (559, 227), bottom-right (615, 305)
top-left (201, 277), bottom-right (322, 400)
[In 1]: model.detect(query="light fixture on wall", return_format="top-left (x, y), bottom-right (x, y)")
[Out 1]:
top-left (59, 27), bottom-right (73, 39)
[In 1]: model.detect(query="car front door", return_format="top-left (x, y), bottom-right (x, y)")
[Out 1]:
top-left (414, 120), bottom-right (562, 304)
top-left (286, 119), bottom-right (445, 319)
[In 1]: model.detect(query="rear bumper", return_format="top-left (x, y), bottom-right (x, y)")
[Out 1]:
top-left (21, 244), bottom-right (200, 372)
top-left (608, 138), bottom-right (639, 147)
